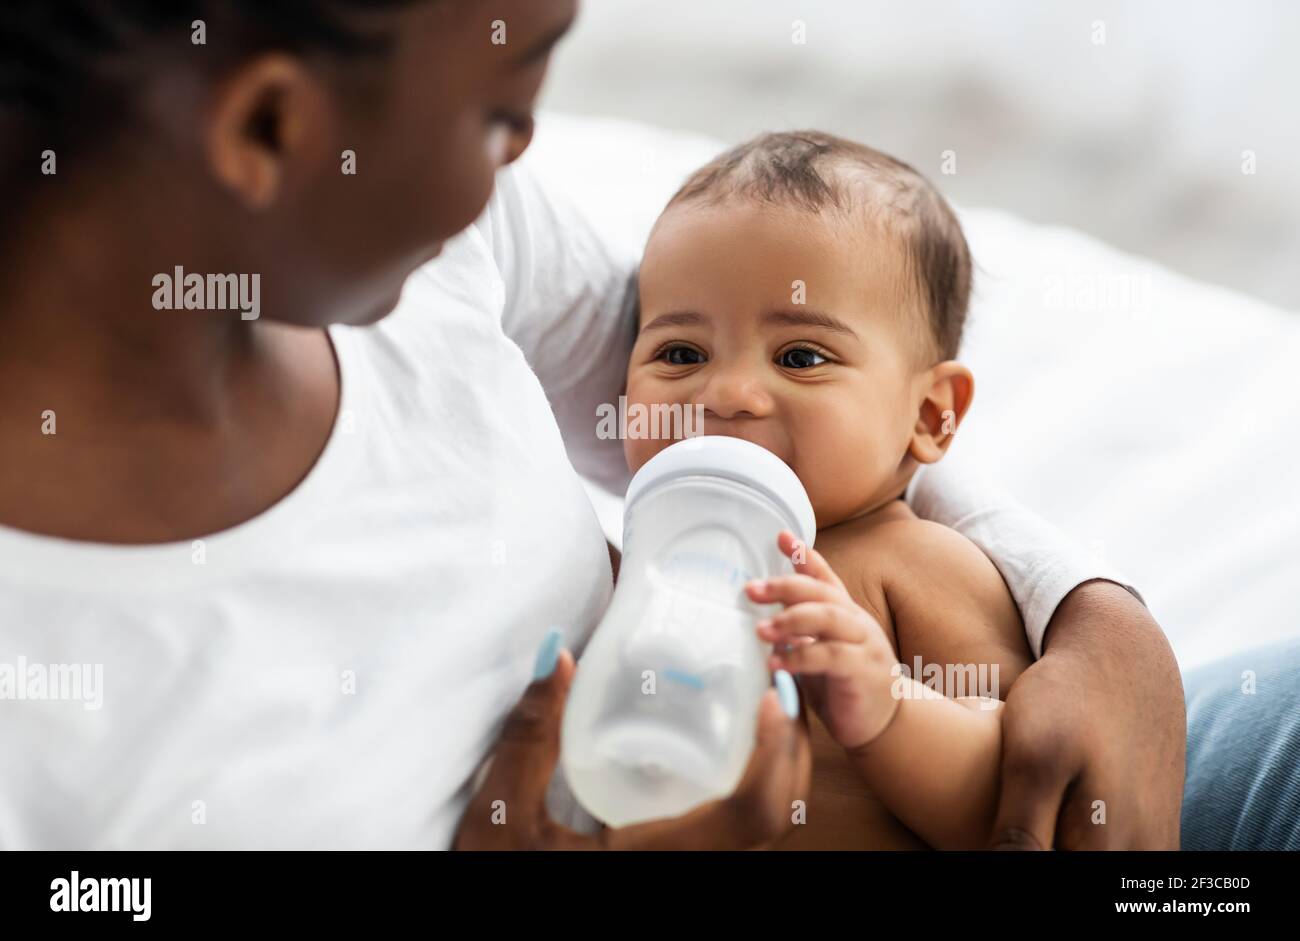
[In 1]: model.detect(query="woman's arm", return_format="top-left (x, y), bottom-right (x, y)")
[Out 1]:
top-left (991, 582), bottom-right (1185, 849)
top-left (473, 147), bottom-right (641, 496)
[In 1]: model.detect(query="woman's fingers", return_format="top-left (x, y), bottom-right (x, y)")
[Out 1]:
top-left (745, 572), bottom-right (842, 608)
top-left (605, 681), bottom-right (811, 850)
top-left (987, 716), bottom-right (1078, 851)
top-left (727, 684), bottom-right (812, 844)
top-left (702, 685), bottom-right (812, 846)
top-left (454, 642), bottom-right (586, 849)
top-left (777, 530), bottom-right (846, 591)
top-left (756, 601), bottom-right (869, 646)
top-left (988, 762), bottom-right (1070, 851)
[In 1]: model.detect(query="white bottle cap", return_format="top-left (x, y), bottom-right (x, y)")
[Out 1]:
top-left (624, 436), bottom-right (817, 547)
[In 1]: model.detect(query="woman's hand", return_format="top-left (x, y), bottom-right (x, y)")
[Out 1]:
top-left (744, 531), bottom-right (900, 752)
top-left (989, 581), bottom-right (1186, 849)
top-left (453, 648), bottom-right (811, 850)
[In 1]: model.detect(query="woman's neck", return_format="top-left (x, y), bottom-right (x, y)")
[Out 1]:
top-left (0, 201), bottom-right (341, 543)
top-left (0, 200), bottom-right (268, 425)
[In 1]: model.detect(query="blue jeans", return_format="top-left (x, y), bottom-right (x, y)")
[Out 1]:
top-left (1182, 639), bottom-right (1300, 850)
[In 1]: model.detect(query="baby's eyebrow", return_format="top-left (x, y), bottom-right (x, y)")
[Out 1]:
top-left (639, 310), bottom-right (708, 333)
top-left (764, 308), bottom-right (860, 338)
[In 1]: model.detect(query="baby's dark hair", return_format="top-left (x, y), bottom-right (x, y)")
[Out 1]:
top-left (667, 131), bottom-right (972, 362)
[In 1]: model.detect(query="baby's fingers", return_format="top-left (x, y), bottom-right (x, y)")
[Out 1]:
top-left (745, 573), bottom-right (841, 608)
top-left (777, 531), bottom-right (846, 591)
top-left (756, 601), bottom-right (868, 645)
top-left (768, 638), bottom-right (872, 679)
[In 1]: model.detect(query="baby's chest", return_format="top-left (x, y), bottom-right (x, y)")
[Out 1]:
top-left (815, 544), bottom-right (899, 655)
top-left (771, 710), bottom-right (927, 851)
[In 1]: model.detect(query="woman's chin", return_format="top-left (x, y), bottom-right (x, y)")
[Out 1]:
top-left (355, 292), bottom-right (405, 325)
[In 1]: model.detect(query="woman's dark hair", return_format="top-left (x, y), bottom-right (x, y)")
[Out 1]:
top-left (0, 1), bottom-right (424, 191)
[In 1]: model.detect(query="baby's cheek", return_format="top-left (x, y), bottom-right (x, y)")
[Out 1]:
top-left (621, 373), bottom-right (681, 473)
top-left (623, 434), bottom-right (672, 475)
top-left (794, 419), bottom-right (891, 524)
top-left (796, 457), bottom-right (852, 526)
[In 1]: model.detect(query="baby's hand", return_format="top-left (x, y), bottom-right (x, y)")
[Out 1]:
top-left (745, 531), bottom-right (900, 751)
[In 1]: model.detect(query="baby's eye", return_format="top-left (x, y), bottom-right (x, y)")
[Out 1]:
top-left (659, 345), bottom-right (706, 366)
top-left (778, 347), bottom-right (828, 369)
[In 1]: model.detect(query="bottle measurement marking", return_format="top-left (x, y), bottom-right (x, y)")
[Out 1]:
top-left (663, 668), bottom-right (707, 690)
top-left (663, 551), bottom-right (753, 588)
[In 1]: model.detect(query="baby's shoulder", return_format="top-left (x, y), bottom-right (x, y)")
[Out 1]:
top-left (865, 511), bottom-right (988, 569)
top-left (819, 501), bottom-right (973, 575)
top-left (823, 504), bottom-right (1030, 679)
top-left (863, 509), bottom-right (1011, 606)
top-left (818, 502), bottom-right (1022, 640)
top-left (815, 502), bottom-right (948, 631)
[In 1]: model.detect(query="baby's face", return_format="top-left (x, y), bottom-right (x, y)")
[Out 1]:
top-left (626, 199), bottom-right (931, 528)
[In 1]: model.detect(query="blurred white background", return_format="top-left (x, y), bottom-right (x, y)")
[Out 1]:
top-left (543, 0), bottom-right (1300, 309)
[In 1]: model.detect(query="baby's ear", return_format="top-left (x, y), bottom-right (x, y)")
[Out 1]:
top-left (908, 361), bottom-right (974, 464)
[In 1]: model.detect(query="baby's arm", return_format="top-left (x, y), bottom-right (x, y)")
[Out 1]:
top-left (747, 527), bottom-right (1032, 849)
top-left (867, 521), bottom-right (1033, 847)
top-left (847, 687), bottom-right (1004, 849)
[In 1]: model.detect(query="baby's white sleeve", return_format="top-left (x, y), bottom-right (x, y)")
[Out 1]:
top-left (473, 153), bottom-right (640, 496)
top-left (905, 457), bottom-right (1145, 659)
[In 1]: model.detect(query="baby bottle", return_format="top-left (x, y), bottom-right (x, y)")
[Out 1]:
top-left (561, 435), bottom-right (817, 827)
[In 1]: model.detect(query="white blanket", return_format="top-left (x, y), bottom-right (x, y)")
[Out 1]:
top-left (530, 113), bottom-right (1300, 671)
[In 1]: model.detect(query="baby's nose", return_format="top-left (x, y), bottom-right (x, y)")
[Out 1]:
top-left (699, 369), bottom-right (775, 420)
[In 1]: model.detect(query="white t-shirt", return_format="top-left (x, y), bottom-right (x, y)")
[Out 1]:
top-left (0, 148), bottom-right (1132, 849)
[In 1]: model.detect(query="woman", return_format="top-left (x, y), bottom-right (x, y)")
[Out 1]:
top-left (0, 0), bottom-right (1192, 849)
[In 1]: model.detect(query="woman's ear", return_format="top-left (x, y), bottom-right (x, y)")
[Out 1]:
top-left (205, 54), bottom-right (331, 211)
top-left (908, 360), bottom-right (975, 465)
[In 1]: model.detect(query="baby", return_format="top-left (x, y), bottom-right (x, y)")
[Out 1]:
top-left (623, 131), bottom-right (1033, 849)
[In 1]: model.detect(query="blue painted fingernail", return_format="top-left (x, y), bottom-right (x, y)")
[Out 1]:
top-left (533, 627), bottom-right (564, 680)
top-left (774, 669), bottom-right (799, 719)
